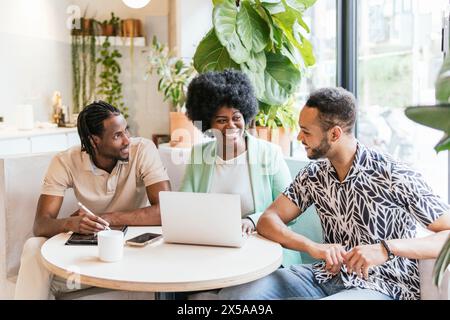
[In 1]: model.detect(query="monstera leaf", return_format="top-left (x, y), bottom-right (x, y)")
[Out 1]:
top-left (436, 53), bottom-right (450, 103)
top-left (405, 54), bottom-right (450, 287)
top-left (405, 105), bottom-right (450, 153)
top-left (194, 0), bottom-right (316, 109)
top-left (237, 1), bottom-right (270, 53)
top-left (193, 29), bottom-right (240, 73)
top-left (405, 54), bottom-right (450, 153)
top-left (213, 0), bottom-right (250, 64)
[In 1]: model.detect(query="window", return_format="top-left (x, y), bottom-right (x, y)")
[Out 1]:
top-left (299, 0), bottom-right (338, 96)
top-left (357, 0), bottom-right (449, 200)
top-left (293, 0), bottom-right (338, 159)
top-left (291, 0), bottom-right (448, 201)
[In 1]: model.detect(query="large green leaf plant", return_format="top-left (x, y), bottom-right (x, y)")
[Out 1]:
top-left (405, 53), bottom-right (450, 287)
top-left (405, 54), bottom-right (450, 153)
top-left (194, 0), bottom-right (317, 130)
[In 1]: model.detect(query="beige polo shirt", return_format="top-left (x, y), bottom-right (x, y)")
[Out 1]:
top-left (42, 137), bottom-right (169, 214)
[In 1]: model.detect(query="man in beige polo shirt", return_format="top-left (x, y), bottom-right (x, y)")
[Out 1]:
top-left (14, 101), bottom-right (171, 299)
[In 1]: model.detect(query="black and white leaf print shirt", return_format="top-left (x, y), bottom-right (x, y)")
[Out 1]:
top-left (284, 142), bottom-right (449, 300)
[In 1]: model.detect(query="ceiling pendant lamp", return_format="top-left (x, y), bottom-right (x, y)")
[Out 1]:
top-left (122, 0), bottom-right (151, 9)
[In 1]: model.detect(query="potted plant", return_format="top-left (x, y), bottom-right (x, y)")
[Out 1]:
top-left (405, 53), bottom-right (450, 287)
top-left (96, 31), bottom-right (128, 118)
top-left (252, 99), bottom-right (299, 156)
top-left (193, 0), bottom-right (316, 152)
top-left (102, 12), bottom-right (121, 37)
top-left (71, 12), bottom-right (101, 116)
top-left (122, 19), bottom-right (142, 37)
top-left (145, 36), bottom-right (200, 147)
top-left (122, 18), bottom-right (143, 75)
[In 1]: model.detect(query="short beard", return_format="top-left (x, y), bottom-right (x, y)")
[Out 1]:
top-left (307, 136), bottom-right (331, 160)
top-left (95, 149), bottom-right (129, 162)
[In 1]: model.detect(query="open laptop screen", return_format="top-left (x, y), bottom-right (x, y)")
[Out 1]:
top-left (159, 191), bottom-right (245, 248)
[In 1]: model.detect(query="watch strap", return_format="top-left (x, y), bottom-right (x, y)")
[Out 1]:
top-left (380, 239), bottom-right (395, 261)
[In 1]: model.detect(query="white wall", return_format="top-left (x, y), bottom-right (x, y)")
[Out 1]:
top-left (177, 0), bottom-right (213, 59)
top-left (0, 0), bottom-right (213, 140)
top-left (0, 0), bottom-right (171, 140)
top-left (0, 0), bottom-right (73, 126)
top-left (73, 0), bottom-right (168, 20)
top-left (69, 0), bottom-right (213, 139)
top-left (0, 0), bottom-right (212, 299)
top-left (71, 0), bottom-right (171, 139)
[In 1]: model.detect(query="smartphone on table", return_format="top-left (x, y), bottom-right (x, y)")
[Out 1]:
top-left (126, 232), bottom-right (162, 247)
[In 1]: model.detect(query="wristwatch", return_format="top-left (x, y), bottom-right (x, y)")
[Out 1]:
top-left (380, 239), bottom-right (395, 261)
top-left (245, 217), bottom-right (256, 229)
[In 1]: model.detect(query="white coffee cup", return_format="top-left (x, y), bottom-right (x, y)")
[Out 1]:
top-left (98, 230), bottom-right (124, 262)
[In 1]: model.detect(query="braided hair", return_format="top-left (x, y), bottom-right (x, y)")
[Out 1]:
top-left (77, 101), bottom-right (121, 156)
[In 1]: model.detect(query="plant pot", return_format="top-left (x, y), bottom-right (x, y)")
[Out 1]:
top-left (71, 18), bottom-right (100, 36)
top-left (169, 112), bottom-right (203, 148)
top-left (81, 18), bottom-right (93, 36)
top-left (122, 19), bottom-right (142, 37)
top-left (252, 126), bottom-right (292, 156)
top-left (102, 23), bottom-right (114, 36)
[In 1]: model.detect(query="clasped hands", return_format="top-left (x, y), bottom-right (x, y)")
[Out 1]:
top-left (311, 243), bottom-right (390, 280)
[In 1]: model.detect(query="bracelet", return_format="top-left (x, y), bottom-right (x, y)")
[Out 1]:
top-left (380, 239), bottom-right (395, 261)
top-left (245, 217), bottom-right (256, 229)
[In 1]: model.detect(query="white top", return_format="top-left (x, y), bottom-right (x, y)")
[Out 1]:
top-left (209, 151), bottom-right (255, 216)
top-left (40, 227), bottom-right (282, 292)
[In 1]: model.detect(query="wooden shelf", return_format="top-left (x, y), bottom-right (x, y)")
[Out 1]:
top-left (97, 36), bottom-right (146, 47)
top-left (73, 36), bottom-right (146, 47)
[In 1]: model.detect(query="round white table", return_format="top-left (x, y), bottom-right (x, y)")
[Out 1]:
top-left (41, 227), bottom-right (282, 296)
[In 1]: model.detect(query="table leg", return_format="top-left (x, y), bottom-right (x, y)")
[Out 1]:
top-left (154, 292), bottom-right (176, 300)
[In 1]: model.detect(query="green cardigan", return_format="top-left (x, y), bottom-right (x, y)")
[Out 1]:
top-left (179, 133), bottom-right (292, 225)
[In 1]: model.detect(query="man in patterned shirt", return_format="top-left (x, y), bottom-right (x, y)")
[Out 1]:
top-left (219, 87), bottom-right (450, 300)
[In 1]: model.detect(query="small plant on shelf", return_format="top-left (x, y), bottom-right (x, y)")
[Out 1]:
top-left (102, 12), bottom-right (121, 36)
top-left (96, 36), bottom-right (128, 118)
top-left (255, 98), bottom-right (299, 131)
top-left (71, 13), bottom-right (101, 114)
top-left (145, 36), bottom-right (197, 112)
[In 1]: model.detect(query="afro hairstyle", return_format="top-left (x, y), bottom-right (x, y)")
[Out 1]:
top-left (185, 69), bottom-right (258, 132)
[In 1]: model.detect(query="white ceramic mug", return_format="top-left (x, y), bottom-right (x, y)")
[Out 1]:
top-left (97, 230), bottom-right (124, 262)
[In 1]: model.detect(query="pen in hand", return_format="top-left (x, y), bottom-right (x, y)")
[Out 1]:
top-left (77, 202), bottom-right (111, 230)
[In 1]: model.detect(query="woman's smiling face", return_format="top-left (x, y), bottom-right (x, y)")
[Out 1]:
top-left (210, 106), bottom-right (246, 146)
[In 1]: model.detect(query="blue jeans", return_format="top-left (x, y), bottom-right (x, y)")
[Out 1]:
top-left (218, 265), bottom-right (393, 300)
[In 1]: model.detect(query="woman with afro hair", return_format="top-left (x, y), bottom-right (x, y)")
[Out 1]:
top-left (180, 69), bottom-right (292, 236)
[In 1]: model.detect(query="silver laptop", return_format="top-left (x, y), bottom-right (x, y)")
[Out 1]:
top-left (159, 191), bottom-right (247, 248)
